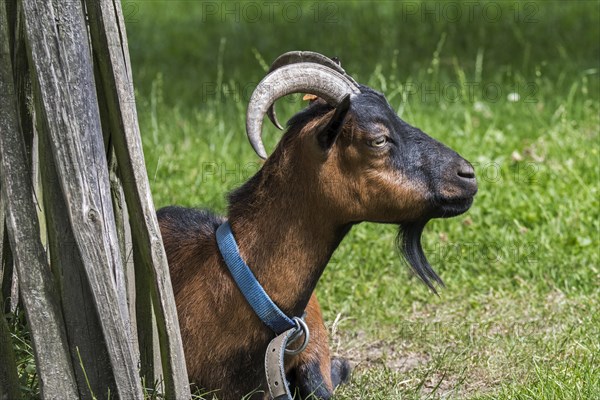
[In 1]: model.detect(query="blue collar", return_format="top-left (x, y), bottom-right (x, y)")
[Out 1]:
top-left (216, 221), bottom-right (296, 334)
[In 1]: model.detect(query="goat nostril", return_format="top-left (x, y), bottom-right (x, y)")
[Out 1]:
top-left (457, 164), bottom-right (475, 180)
top-left (457, 170), bottom-right (475, 179)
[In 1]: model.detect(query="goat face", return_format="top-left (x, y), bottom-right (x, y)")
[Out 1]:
top-left (246, 52), bottom-right (477, 288)
top-left (317, 86), bottom-right (478, 224)
top-left (264, 85), bottom-right (477, 229)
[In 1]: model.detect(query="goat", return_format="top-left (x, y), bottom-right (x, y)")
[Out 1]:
top-left (158, 51), bottom-right (477, 399)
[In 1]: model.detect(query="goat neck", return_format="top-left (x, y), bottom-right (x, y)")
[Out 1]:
top-left (227, 156), bottom-right (349, 320)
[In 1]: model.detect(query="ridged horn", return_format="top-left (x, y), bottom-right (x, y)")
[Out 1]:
top-left (266, 51), bottom-right (359, 130)
top-left (247, 62), bottom-right (360, 159)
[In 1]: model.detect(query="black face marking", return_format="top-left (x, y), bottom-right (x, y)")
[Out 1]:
top-left (349, 86), bottom-right (477, 217)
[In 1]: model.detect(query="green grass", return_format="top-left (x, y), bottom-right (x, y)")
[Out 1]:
top-left (127, 1), bottom-right (599, 398)
top-left (7, 1), bottom-right (600, 398)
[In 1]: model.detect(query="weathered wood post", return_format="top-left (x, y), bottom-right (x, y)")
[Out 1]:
top-left (0, 1), bottom-right (190, 398)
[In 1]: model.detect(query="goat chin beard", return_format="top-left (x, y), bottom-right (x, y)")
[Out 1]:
top-left (397, 220), bottom-right (444, 294)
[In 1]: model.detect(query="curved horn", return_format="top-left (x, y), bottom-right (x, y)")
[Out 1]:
top-left (247, 63), bottom-right (360, 159)
top-left (266, 51), bottom-right (359, 130)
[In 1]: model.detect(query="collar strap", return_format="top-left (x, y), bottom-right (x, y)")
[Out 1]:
top-left (216, 221), bottom-right (296, 334)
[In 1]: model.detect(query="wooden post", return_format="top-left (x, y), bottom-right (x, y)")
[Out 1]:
top-left (38, 116), bottom-right (118, 398)
top-left (1, 0), bottom-right (191, 397)
top-left (0, 5), bottom-right (79, 397)
top-left (19, 0), bottom-right (143, 398)
top-left (85, 1), bottom-right (190, 397)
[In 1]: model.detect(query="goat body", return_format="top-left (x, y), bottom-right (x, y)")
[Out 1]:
top-left (159, 52), bottom-right (477, 399)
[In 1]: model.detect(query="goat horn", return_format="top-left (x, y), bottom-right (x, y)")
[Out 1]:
top-left (247, 63), bottom-right (360, 159)
top-left (265, 51), bottom-right (359, 130)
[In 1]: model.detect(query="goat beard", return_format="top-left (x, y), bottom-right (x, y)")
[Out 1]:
top-left (397, 220), bottom-right (444, 294)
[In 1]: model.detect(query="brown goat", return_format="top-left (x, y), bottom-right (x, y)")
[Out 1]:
top-left (158, 52), bottom-right (477, 399)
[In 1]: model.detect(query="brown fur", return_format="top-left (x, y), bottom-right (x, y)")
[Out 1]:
top-left (159, 116), bottom-right (362, 399)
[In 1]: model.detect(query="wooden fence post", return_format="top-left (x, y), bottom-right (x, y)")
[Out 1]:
top-left (0, 0), bottom-right (191, 398)
top-left (0, 5), bottom-right (79, 397)
top-left (85, 1), bottom-right (190, 397)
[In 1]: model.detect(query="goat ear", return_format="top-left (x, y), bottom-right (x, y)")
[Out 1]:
top-left (317, 94), bottom-right (351, 151)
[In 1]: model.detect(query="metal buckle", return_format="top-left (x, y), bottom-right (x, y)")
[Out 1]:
top-left (284, 317), bottom-right (310, 355)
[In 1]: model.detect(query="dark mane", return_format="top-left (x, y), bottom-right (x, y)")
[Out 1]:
top-left (157, 206), bottom-right (223, 238)
top-left (227, 168), bottom-right (264, 216)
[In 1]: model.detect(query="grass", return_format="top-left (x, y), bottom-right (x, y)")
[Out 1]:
top-left (7, 0), bottom-right (600, 398)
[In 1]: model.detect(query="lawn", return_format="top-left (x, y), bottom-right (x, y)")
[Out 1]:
top-left (8, 1), bottom-right (599, 399)
top-left (124, 1), bottom-right (599, 399)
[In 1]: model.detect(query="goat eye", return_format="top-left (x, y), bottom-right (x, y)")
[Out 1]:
top-left (368, 137), bottom-right (388, 148)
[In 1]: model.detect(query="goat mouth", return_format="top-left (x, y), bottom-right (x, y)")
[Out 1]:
top-left (397, 220), bottom-right (443, 293)
top-left (433, 196), bottom-right (474, 218)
